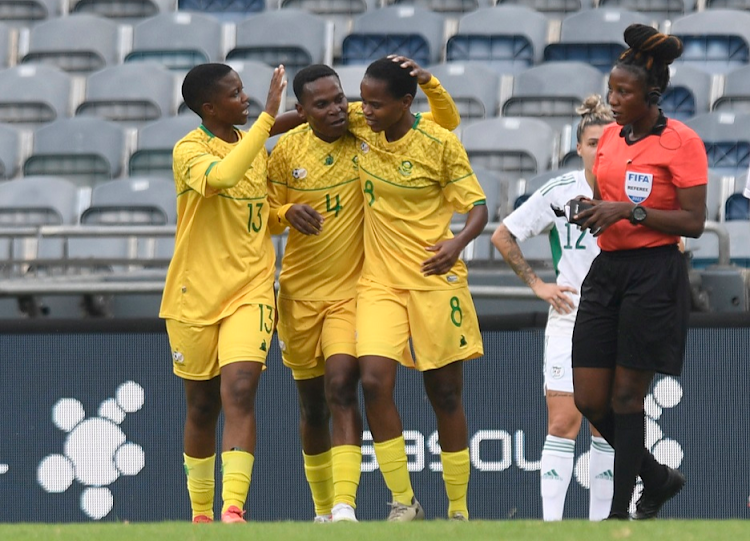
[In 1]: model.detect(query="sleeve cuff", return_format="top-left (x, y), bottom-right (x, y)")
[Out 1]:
top-left (418, 75), bottom-right (441, 91)
top-left (277, 203), bottom-right (294, 227)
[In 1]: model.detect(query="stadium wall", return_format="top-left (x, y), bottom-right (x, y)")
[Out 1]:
top-left (0, 315), bottom-right (748, 522)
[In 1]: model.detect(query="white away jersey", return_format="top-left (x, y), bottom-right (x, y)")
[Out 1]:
top-left (502, 170), bottom-right (599, 331)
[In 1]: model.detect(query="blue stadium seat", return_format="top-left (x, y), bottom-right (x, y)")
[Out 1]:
top-left (543, 9), bottom-right (651, 73)
top-left (725, 193), bottom-right (750, 221)
top-left (662, 64), bottom-right (712, 121)
top-left (446, 5), bottom-right (548, 75)
top-left (705, 0), bottom-right (750, 8)
top-left (21, 14), bottom-right (120, 73)
top-left (686, 111), bottom-right (750, 178)
top-left (341, 5), bottom-right (445, 66)
top-left (178, 0), bottom-right (264, 19)
top-left (125, 12), bottom-right (223, 71)
top-left (0, 64), bottom-right (72, 125)
top-left (712, 65), bottom-right (750, 114)
top-left (671, 9), bottom-right (750, 74)
top-left (70, 0), bottom-right (174, 21)
top-left (0, 0), bottom-right (61, 26)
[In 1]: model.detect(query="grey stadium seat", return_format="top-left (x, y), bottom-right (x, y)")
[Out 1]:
top-left (0, 176), bottom-right (79, 262)
top-left (130, 115), bottom-right (199, 177)
top-left (597, 0), bottom-right (695, 23)
top-left (177, 0), bottom-right (265, 21)
top-left (501, 62), bottom-right (605, 132)
top-left (21, 14), bottom-right (120, 73)
top-left (0, 21), bottom-right (12, 67)
top-left (494, 0), bottom-right (595, 20)
top-left (670, 9), bottom-right (750, 74)
top-left (446, 6), bottom-right (549, 75)
top-left (543, 9), bottom-right (652, 73)
top-left (341, 5), bottom-right (445, 66)
top-left (227, 10), bottom-right (330, 79)
top-left (24, 117), bottom-right (126, 187)
top-left (0, 123), bottom-right (21, 179)
top-left (0, 0), bottom-right (61, 26)
top-left (125, 12), bottom-right (223, 71)
top-left (706, 0), bottom-right (750, 8)
top-left (70, 0), bottom-right (174, 21)
top-left (461, 116), bottom-right (557, 183)
top-left (0, 64), bottom-right (72, 125)
top-left (413, 62), bottom-right (500, 123)
top-left (332, 64), bottom-right (367, 102)
top-left (662, 64), bottom-right (712, 121)
top-left (392, 0), bottom-right (494, 15)
top-left (712, 65), bottom-right (750, 114)
top-left (76, 63), bottom-right (178, 126)
top-left (686, 111), bottom-right (750, 178)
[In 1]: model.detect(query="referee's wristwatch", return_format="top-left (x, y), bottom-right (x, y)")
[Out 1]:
top-left (629, 204), bottom-right (647, 225)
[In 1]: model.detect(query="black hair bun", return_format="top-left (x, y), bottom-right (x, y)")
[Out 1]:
top-left (623, 24), bottom-right (683, 65)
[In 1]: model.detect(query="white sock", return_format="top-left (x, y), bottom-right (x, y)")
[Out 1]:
top-left (588, 436), bottom-right (614, 521)
top-left (540, 435), bottom-right (575, 521)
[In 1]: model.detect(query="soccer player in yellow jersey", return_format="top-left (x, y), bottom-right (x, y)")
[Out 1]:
top-left (350, 57), bottom-right (488, 521)
top-left (159, 63), bottom-right (288, 524)
top-left (267, 58), bottom-right (461, 523)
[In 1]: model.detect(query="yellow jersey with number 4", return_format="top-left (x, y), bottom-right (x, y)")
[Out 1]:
top-left (160, 125), bottom-right (276, 325)
top-left (350, 109), bottom-right (486, 291)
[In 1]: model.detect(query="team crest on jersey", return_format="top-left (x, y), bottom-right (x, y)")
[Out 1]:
top-left (624, 170), bottom-right (653, 203)
top-left (292, 168), bottom-right (307, 180)
top-left (551, 365), bottom-right (564, 379)
top-left (172, 351), bottom-right (184, 364)
top-left (398, 161), bottom-right (413, 176)
top-left (360, 141), bottom-right (369, 154)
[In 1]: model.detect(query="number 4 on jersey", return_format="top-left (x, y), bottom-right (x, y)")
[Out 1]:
top-left (325, 193), bottom-right (343, 217)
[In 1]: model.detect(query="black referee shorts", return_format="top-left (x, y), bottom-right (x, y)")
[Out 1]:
top-left (572, 244), bottom-right (690, 376)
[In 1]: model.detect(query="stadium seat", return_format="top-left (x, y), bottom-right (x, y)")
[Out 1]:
top-left (725, 193), bottom-right (750, 221)
top-left (670, 9), bottom-right (750, 74)
top-left (543, 9), bottom-right (652, 73)
top-left (461, 116), bottom-right (557, 183)
top-left (0, 123), bottom-right (21, 179)
top-left (24, 117), bottom-right (126, 187)
top-left (70, 0), bottom-right (174, 21)
top-left (21, 14), bottom-right (120, 73)
top-left (501, 62), bottom-right (605, 132)
top-left (412, 62), bottom-right (500, 123)
top-left (0, 0), bottom-right (61, 26)
top-left (711, 65), bottom-right (750, 114)
top-left (494, 0), bottom-right (594, 20)
top-left (332, 63), bottom-right (367, 102)
top-left (704, 169), bottom-right (723, 221)
top-left (227, 9), bottom-right (330, 80)
top-left (686, 111), bottom-right (750, 178)
top-left (705, 0), bottom-right (750, 8)
top-left (597, 0), bottom-right (695, 23)
top-left (446, 5), bottom-right (548, 75)
top-left (76, 63), bottom-right (178, 126)
top-left (178, 0), bottom-right (265, 20)
top-left (341, 5), bottom-right (445, 66)
top-left (461, 165), bottom-right (501, 260)
top-left (70, 177), bottom-right (177, 265)
top-left (125, 12), bottom-right (223, 71)
top-left (662, 64), bottom-right (712, 121)
top-left (130, 115), bottom-right (198, 177)
top-left (0, 64), bottom-right (73, 125)
top-left (0, 176), bottom-right (79, 262)
top-left (725, 219), bottom-right (750, 265)
top-left (524, 167), bottom-right (577, 196)
top-left (0, 21), bottom-right (12, 67)
top-left (393, 0), bottom-right (493, 15)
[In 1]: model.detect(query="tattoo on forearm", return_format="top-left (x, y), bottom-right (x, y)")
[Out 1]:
top-left (505, 235), bottom-right (537, 288)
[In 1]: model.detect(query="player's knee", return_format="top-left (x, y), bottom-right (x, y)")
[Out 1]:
top-left (429, 383), bottom-right (462, 414)
top-left (548, 417), bottom-right (580, 440)
top-left (610, 388), bottom-right (644, 414)
top-left (221, 375), bottom-right (259, 413)
top-left (360, 372), bottom-right (390, 404)
top-left (574, 394), bottom-right (604, 422)
top-left (325, 372), bottom-right (358, 409)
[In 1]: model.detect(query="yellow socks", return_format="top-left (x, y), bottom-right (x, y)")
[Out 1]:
top-left (303, 450), bottom-right (334, 516)
top-left (184, 453), bottom-right (215, 520)
top-left (373, 435), bottom-right (414, 505)
top-left (221, 450), bottom-right (254, 514)
top-left (332, 445), bottom-right (362, 508)
top-left (442, 448), bottom-right (470, 518)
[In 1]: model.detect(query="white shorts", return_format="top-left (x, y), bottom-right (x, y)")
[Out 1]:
top-left (543, 333), bottom-right (574, 394)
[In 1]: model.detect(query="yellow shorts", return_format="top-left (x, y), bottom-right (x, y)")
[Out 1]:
top-left (276, 296), bottom-right (357, 381)
top-left (356, 278), bottom-right (483, 371)
top-left (166, 302), bottom-right (275, 381)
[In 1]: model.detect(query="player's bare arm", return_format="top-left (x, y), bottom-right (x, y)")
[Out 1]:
top-left (491, 224), bottom-right (576, 314)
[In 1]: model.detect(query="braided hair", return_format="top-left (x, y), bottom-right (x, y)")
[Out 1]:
top-left (575, 94), bottom-right (614, 143)
top-left (616, 24), bottom-right (683, 94)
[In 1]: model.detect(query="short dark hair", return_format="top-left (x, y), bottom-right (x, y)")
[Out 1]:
top-left (182, 63), bottom-right (234, 117)
top-left (616, 24), bottom-right (683, 94)
top-left (363, 57), bottom-right (417, 99)
top-left (293, 64), bottom-right (340, 102)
